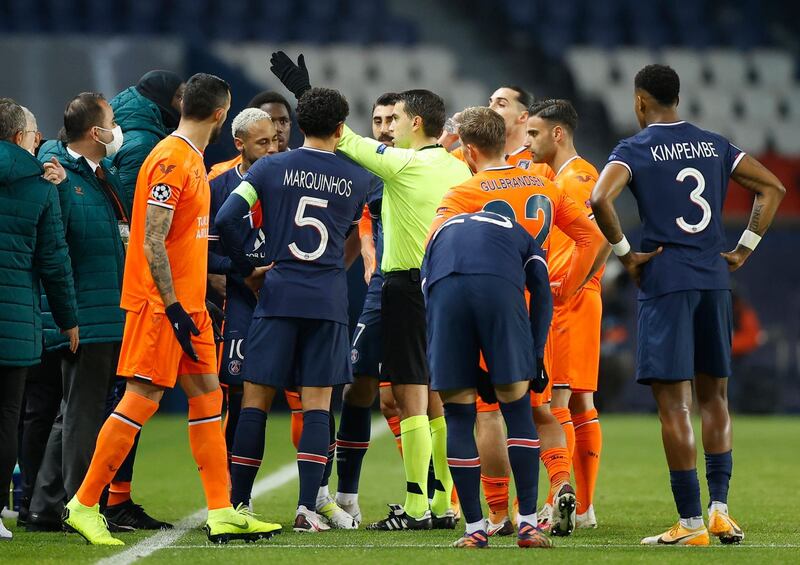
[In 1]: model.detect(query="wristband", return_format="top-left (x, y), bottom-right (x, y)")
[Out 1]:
top-left (611, 235), bottom-right (631, 257)
top-left (738, 229), bottom-right (761, 250)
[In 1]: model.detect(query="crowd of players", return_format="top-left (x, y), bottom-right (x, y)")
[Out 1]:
top-left (0, 50), bottom-right (785, 550)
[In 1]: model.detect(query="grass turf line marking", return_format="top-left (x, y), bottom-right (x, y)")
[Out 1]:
top-left (96, 418), bottom-right (389, 565)
top-left (163, 543), bottom-right (800, 550)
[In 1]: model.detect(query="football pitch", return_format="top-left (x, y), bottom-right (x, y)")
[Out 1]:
top-left (4, 414), bottom-right (799, 564)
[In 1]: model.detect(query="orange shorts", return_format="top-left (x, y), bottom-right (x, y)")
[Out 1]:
top-left (545, 288), bottom-right (602, 393)
top-left (117, 301), bottom-right (217, 388)
top-left (285, 390), bottom-right (302, 411)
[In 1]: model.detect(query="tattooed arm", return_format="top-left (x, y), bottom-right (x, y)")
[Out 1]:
top-left (143, 204), bottom-right (178, 306)
top-left (721, 154), bottom-right (786, 271)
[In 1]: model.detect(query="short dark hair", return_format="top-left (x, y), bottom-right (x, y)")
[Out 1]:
top-left (398, 89), bottom-right (446, 138)
top-left (0, 98), bottom-right (26, 142)
top-left (182, 73), bottom-right (231, 120)
top-left (502, 85), bottom-right (533, 110)
top-left (458, 107), bottom-right (505, 156)
top-left (248, 90), bottom-right (292, 116)
top-left (372, 92), bottom-right (400, 113)
top-left (62, 92), bottom-right (106, 143)
top-left (528, 99), bottom-right (579, 133)
top-left (635, 64), bottom-right (680, 106)
top-left (296, 87), bottom-right (349, 138)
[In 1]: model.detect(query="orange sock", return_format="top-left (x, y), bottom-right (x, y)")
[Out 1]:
top-left (385, 415), bottom-right (403, 455)
top-left (107, 481), bottom-right (132, 506)
top-left (481, 474), bottom-right (510, 515)
top-left (188, 388), bottom-right (229, 510)
top-left (290, 411), bottom-right (303, 450)
top-left (550, 407), bottom-right (575, 459)
top-left (572, 408), bottom-right (601, 513)
top-left (451, 484), bottom-right (459, 506)
top-left (540, 447), bottom-right (571, 502)
top-left (76, 391), bottom-right (158, 507)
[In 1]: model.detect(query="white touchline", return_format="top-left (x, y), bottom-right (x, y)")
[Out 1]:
top-left (96, 417), bottom-right (390, 565)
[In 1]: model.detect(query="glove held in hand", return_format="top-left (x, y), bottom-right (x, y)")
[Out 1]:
top-left (165, 302), bottom-right (201, 362)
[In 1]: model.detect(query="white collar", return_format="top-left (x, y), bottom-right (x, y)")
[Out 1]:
top-left (235, 164), bottom-right (244, 179)
top-left (555, 155), bottom-right (580, 178)
top-left (506, 145), bottom-right (528, 157)
top-left (66, 146), bottom-right (100, 173)
top-left (170, 132), bottom-right (204, 157)
top-left (484, 165), bottom-right (515, 172)
top-left (647, 121), bottom-right (686, 128)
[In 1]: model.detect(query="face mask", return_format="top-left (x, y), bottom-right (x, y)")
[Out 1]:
top-left (96, 125), bottom-right (124, 156)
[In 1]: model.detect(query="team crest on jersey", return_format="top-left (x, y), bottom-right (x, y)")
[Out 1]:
top-left (517, 160), bottom-right (531, 170)
top-left (158, 163), bottom-right (176, 175)
top-left (376, 144), bottom-right (387, 155)
top-left (150, 184), bottom-right (172, 202)
top-left (228, 360), bottom-right (242, 375)
top-left (350, 348), bottom-right (359, 364)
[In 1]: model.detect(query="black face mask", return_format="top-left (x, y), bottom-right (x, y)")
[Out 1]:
top-left (136, 70), bottom-right (182, 130)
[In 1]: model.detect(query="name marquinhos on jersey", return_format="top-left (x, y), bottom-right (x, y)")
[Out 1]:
top-left (480, 175), bottom-right (545, 192)
top-left (283, 168), bottom-right (353, 197)
top-left (649, 141), bottom-right (719, 162)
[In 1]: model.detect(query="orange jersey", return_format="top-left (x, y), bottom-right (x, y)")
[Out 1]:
top-left (451, 145), bottom-right (554, 179)
top-left (207, 154), bottom-right (242, 181)
top-left (121, 133), bottom-right (210, 314)
top-left (548, 156), bottom-right (603, 292)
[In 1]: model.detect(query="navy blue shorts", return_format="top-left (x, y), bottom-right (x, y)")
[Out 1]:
top-left (351, 306), bottom-right (381, 377)
top-left (243, 317), bottom-right (352, 389)
top-left (637, 289), bottom-right (732, 384)
top-left (218, 337), bottom-right (246, 386)
top-left (427, 274), bottom-right (535, 391)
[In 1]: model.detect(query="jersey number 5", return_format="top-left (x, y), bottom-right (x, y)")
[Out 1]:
top-left (675, 167), bottom-right (711, 234)
top-left (289, 196), bottom-right (329, 261)
top-left (483, 194), bottom-right (553, 246)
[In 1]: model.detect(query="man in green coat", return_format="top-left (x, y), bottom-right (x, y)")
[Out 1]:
top-left (0, 98), bottom-right (78, 541)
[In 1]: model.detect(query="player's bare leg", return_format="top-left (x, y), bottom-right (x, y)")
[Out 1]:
top-left (533, 403), bottom-right (575, 535)
top-left (380, 385), bottom-right (403, 452)
top-left (695, 374), bottom-right (741, 543)
top-left (476, 410), bottom-right (513, 535)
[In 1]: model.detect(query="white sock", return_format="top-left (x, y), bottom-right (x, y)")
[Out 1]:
top-left (517, 512), bottom-right (537, 526)
top-left (336, 492), bottom-right (358, 506)
top-left (465, 519), bottom-right (485, 534)
top-left (709, 501), bottom-right (728, 515)
top-left (680, 516), bottom-right (704, 529)
top-left (0, 517), bottom-right (11, 539)
top-left (316, 485), bottom-right (330, 507)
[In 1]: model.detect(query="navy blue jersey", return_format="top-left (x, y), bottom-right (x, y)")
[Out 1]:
top-left (216, 146), bottom-right (373, 324)
top-left (608, 121), bottom-right (744, 299)
top-left (208, 165), bottom-right (267, 338)
top-left (362, 187), bottom-right (384, 311)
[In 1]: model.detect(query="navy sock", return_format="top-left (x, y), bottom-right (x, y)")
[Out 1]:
top-left (335, 402), bottom-right (371, 494)
top-left (230, 407), bottom-right (267, 507)
top-left (443, 402), bottom-right (482, 524)
top-left (321, 412), bottom-right (336, 488)
top-left (224, 390), bottom-right (243, 466)
top-left (298, 409), bottom-right (330, 510)
top-left (499, 395), bottom-right (540, 517)
top-left (705, 451), bottom-right (733, 505)
top-left (669, 469), bottom-right (702, 519)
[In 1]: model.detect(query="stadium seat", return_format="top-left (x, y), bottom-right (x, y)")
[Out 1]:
top-left (705, 49), bottom-right (750, 90)
top-left (411, 47), bottom-right (457, 88)
top-left (738, 88), bottom-right (782, 125)
top-left (601, 86), bottom-right (638, 133)
top-left (727, 121), bottom-right (769, 155)
top-left (449, 80), bottom-right (487, 115)
top-left (782, 90), bottom-right (800, 122)
top-left (772, 122), bottom-right (800, 156)
top-left (662, 48), bottom-right (708, 88)
top-left (692, 88), bottom-right (736, 131)
top-left (613, 48), bottom-right (658, 89)
top-left (750, 49), bottom-right (797, 90)
top-left (565, 47), bottom-right (613, 98)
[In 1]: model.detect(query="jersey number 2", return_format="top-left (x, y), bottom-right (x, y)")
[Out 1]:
top-left (483, 195), bottom-right (553, 246)
top-left (675, 167), bottom-right (711, 234)
top-left (289, 196), bottom-right (329, 261)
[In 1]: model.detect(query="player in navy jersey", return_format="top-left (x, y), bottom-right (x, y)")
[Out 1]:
top-left (207, 107), bottom-right (278, 473)
top-left (591, 64), bottom-right (785, 546)
top-left (216, 88), bottom-right (374, 533)
top-left (423, 211), bottom-right (553, 549)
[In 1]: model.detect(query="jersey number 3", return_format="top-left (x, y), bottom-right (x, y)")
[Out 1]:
top-left (675, 167), bottom-right (711, 234)
top-left (483, 195), bottom-right (553, 246)
top-left (289, 196), bottom-right (329, 261)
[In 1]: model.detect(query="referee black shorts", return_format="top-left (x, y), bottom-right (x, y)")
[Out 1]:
top-left (381, 269), bottom-right (430, 385)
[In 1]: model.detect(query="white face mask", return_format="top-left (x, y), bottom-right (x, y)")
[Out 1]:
top-left (96, 125), bottom-right (124, 156)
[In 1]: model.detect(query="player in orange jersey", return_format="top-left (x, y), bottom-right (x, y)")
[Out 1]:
top-left (428, 106), bottom-right (605, 537)
top-left (63, 74), bottom-right (281, 546)
top-left (526, 99), bottom-right (611, 530)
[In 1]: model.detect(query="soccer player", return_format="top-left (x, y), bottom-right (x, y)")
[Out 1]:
top-left (207, 108), bottom-right (278, 472)
top-left (425, 210), bottom-right (553, 549)
top-left (269, 51), bottom-right (473, 530)
top-left (526, 99), bottom-right (611, 529)
top-left (590, 64), bottom-right (785, 545)
top-left (62, 74), bottom-right (282, 546)
top-left (429, 106), bottom-right (606, 537)
top-left (217, 87), bottom-right (374, 532)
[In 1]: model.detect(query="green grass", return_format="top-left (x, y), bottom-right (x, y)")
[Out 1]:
top-left (4, 414), bottom-right (799, 564)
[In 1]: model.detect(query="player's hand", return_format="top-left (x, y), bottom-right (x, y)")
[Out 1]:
top-left (205, 299), bottom-right (225, 344)
top-left (720, 245), bottom-right (752, 272)
top-left (61, 326), bottom-right (79, 353)
top-left (362, 250), bottom-right (376, 285)
top-left (619, 247), bottom-right (663, 287)
top-left (244, 263), bottom-right (274, 295)
top-left (269, 51), bottom-right (311, 99)
top-left (530, 357), bottom-right (548, 394)
top-left (165, 302), bottom-right (200, 362)
top-left (208, 273), bottom-right (226, 299)
top-left (42, 157), bottom-right (66, 185)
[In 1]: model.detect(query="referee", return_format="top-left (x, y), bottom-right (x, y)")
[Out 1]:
top-left (270, 52), bottom-right (472, 530)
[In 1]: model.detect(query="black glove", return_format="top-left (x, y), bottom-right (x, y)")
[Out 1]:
top-left (205, 299), bottom-right (225, 344)
top-left (165, 302), bottom-right (200, 361)
top-left (530, 357), bottom-right (549, 394)
top-left (269, 51), bottom-right (311, 98)
top-left (476, 368), bottom-right (498, 405)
